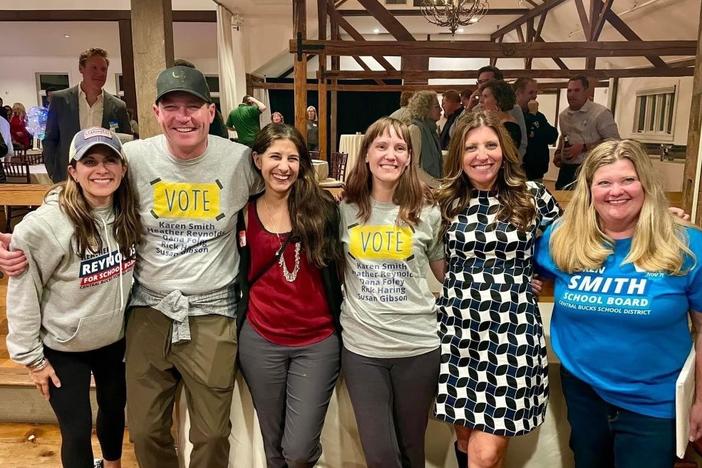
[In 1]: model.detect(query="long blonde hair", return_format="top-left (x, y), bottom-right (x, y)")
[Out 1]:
top-left (344, 117), bottom-right (433, 227)
top-left (12, 103), bottom-right (26, 118)
top-left (435, 111), bottom-right (535, 236)
top-left (55, 158), bottom-right (143, 257)
top-left (550, 139), bottom-right (693, 274)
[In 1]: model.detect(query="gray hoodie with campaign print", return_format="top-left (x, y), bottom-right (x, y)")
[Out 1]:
top-left (6, 191), bottom-right (135, 366)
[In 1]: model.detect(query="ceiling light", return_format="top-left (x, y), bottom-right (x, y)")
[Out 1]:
top-left (420, 0), bottom-right (489, 37)
top-left (64, 34), bottom-right (71, 38)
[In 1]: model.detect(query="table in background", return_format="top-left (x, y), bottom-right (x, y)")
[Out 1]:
top-left (177, 305), bottom-right (574, 468)
top-left (338, 134), bottom-right (364, 181)
top-left (29, 165), bottom-right (51, 185)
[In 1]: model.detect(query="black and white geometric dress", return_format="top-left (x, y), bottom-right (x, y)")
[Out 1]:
top-left (434, 182), bottom-right (560, 436)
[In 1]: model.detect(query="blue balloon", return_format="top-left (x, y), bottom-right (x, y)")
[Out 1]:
top-left (27, 106), bottom-right (48, 140)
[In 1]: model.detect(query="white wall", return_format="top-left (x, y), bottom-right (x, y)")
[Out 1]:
top-left (0, 56), bottom-right (123, 109)
top-left (0, 54), bottom-right (220, 112)
top-left (615, 76), bottom-right (693, 146)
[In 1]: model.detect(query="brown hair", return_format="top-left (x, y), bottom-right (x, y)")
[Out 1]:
top-left (442, 90), bottom-right (461, 103)
top-left (78, 48), bottom-right (109, 68)
top-left (399, 91), bottom-right (414, 107)
top-left (57, 153), bottom-right (142, 257)
top-left (512, 77), bottom-right (536, 93)
top-left (569, 75), bottom-right (590, 89)
top-left (344, 117), bottom-right (433, 227)
top-left (251, 124), bottom-right (342, 267)
top-left (481, 80), bottom-right (516, 112)
top-left (477, 65), bottom-right (503, 81)
top-left (436, 111), bottom-right (535, 236)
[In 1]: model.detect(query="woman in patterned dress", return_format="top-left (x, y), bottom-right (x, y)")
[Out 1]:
top-left (434, 111), bottom-right (560, 468)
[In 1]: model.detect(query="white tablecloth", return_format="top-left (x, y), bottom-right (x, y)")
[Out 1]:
top-left (177, 303), bottom-right (574, 468)
top-left (338, 134), bottom-right (364, 181)
top-left (29, 164), bottom-right (51, 185)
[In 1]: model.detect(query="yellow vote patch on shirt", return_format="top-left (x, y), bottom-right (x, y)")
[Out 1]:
top-left (349, 225), bottom-right (413, 261)
top-left (151, 181), bottom-right (221, 219)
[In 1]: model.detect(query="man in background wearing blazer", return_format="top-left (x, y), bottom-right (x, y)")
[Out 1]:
top-left (43, 47), bottom-right (131, 182)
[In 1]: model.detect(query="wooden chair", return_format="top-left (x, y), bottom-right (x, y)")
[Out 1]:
top-left (24, 153), bottom-right (43, 165)
top-left (1, 161), bottom-right (32, 231)
top-left (329, 151), bottom-right (349, 181)
top-left (309, 150), bottom-right (320, 160)
top-left (12, 145), bottom-right (27, 158)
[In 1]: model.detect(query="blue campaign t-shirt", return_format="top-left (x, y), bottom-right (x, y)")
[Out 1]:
top-left (535, 224), bottom-right (702, 418)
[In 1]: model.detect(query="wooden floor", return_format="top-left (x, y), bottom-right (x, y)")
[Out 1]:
top-left (0, 423), bottom-right (138, 467)
top-left (0, 274), bottom-right (139, 466)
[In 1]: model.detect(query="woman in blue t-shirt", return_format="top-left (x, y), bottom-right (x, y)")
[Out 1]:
top-left (535, 139), bottom-right (702, 468)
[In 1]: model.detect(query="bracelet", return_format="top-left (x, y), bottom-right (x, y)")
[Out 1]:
top-left (27, 357), bottom-right (48, 372)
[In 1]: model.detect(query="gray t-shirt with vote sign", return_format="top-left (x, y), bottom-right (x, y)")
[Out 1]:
top-left (124, 134), bottom-right (258, 296)
top-left (340, 199), bottom-right (444, 359)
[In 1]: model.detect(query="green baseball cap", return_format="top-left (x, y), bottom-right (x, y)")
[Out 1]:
top-left (155, 65), bottom-right (212, 103)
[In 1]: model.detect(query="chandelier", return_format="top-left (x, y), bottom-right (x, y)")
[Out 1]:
top-left (419, 0), bottom-right (489, 36)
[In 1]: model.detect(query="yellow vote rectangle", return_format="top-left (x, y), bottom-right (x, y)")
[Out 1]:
top-left (152, 182), bottom-right (221, 219)
top-left (349, 225), bottom-right (413, 261)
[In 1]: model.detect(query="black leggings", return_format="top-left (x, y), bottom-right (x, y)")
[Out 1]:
top-left (45, 339), bottom-right (126, 468)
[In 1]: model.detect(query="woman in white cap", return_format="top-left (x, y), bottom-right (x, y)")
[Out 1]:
top-left (5, 127), bottom-right (142, 468)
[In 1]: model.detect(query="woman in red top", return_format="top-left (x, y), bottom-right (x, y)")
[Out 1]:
top-left (237, 123), bottom-right (343, 468)
top-left (10, 103), bottom-right (31, 150)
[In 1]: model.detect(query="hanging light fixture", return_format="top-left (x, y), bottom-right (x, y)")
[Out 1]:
top-left (419, 0), bottom-right (489, 37)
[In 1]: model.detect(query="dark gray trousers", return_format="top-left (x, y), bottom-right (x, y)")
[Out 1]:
top-left (342, 347), bottom-right (441, 468)
top-left (238, 321), bottom-right (340, 468)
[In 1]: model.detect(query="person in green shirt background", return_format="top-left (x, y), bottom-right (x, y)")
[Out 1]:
top-left (226, 95), bottom-right (266, 147)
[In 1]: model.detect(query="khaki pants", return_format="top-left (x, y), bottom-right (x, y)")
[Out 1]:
top-left (125, 307), bottom-right (237, 468)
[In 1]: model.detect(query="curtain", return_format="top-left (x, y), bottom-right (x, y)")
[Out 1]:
top-left (216, 5), bottom-right (247, 118)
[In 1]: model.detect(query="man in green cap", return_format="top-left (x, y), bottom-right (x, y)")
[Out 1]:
top-left (0, 65), bottom-right (259, 467)
top-left (226, 94), bottom-right (266, 147)
top-left (122, 65), bottom-right (258, 468)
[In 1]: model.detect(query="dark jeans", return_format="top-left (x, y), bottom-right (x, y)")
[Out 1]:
top-left (555, 163), bottom-right (580, 190)
top-left (342, 347), bottom-right (440, 468)
top-left (45, 339), bottom-right (126, 468)
top-left (560, 366), bottom-right (675, 468)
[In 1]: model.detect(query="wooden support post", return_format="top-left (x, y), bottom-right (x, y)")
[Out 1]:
top-left (130, 0), bottom-right (174, 138)
top-left (609, 77), bottom-right (619, 117)
top-left (318, 62), bottom-right (328, 161)
top-left (586, 0), bottom-right (601, 69)
top-left (317, 0), bottom-right (328, 159)
top-left (293, 0), bottom-right (308, 140)
top-left (683, 0), bottom-right (702, 224)
top-left (330, 10), bottom-right (339, 153)
top-left (117, 19), bottom-right (137, 122)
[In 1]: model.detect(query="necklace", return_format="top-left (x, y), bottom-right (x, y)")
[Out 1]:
top-left (262, 196), bottom-right (301, 283)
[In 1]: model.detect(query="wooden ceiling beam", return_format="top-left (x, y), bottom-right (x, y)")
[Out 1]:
top-left (671, 58), bottom-right (696, 68)
top-left (355, 0), bottom-right (415, 41)
top-left (0, 10), bottom-right (216, 22)
top-left (574, 0), bottom-right (591, 37)
top-left (533, 36), bottom-right (569, 69)
top-left (491, 0), bottom-right (569, 41)
top-left (252, 80), bottom-right (610, 92)
top-left (350, 56), bottom-right (386, 85)
top-left (591, 0), bottom-right (615, 41)
top-left (318, 0), bottom-right (327, 40)
top-left (323, 67), bottom-right (694, 80)
top-left (326, 3), bottom-right (396, 70)
top-left (337, 8), bottom-right (528, 16)
top-left (291, 39), bottom-right (696, 59)
top-left (604, 8), bottom-right (667, 67)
